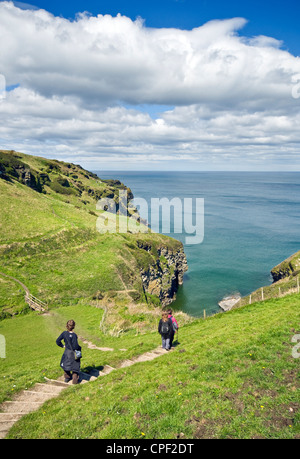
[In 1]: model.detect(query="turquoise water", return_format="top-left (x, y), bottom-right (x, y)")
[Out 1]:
top-left (96, 171), bottom-right (300, 317)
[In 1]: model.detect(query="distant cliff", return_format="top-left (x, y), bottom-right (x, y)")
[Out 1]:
top-left (271, 251), bottom-right (300, 282)
top-left (139, 242), bottom-right (188, 306)
top-left (0, 149), bottom-right (135, 216)
top-left (0, 150), bottom-right (188, 315)
top-left (227, 250), bottom-right (300, 311)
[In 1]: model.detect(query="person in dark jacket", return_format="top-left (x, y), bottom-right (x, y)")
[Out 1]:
top-left (56, 320), bottom-right (81, 384)
top-left (158, 311), bottom-right (173, 351)
top-left (167, 308), bottom-right (178, 348)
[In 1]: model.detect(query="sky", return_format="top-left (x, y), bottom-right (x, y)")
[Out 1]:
top-left (0, 0), bottom-right (300, 171)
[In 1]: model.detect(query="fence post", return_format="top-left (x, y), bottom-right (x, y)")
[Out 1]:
top-left (249, 294), bottom-right (252, 305)
top-left (261, 288), bottom-right (264, 301)
top-left (279, 287), bottom-right (281, 297)
top-left (297, 276), bottom-right (299, 294)
top-left (203, 309), bottom-right (206, 320)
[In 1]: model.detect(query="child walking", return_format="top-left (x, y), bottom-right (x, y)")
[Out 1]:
top-left (158, 311), bottom-right (173, 351)
top-left (167, 308), bottom-right (178, 347)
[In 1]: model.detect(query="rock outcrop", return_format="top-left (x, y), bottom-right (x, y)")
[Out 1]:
top-left (271, 251), bottom-right (300, 282)
top-left (139, 243), bottom-right (188, 306)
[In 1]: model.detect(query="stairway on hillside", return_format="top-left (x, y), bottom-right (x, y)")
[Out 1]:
top-left (0, 345), bottom-right (171, 439)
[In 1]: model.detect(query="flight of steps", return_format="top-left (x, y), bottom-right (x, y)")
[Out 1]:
top-left (0, 346), bottom-right (171, 439)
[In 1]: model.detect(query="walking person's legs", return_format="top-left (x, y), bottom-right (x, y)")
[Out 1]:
top-left (165, 338), bottom-right (171, 351)
top-left (72, 372), bottom-right (79, 385)
top-left (170, 331), bottom-right (175, 347)
top-left (64, 371), bottom-right (72, 383)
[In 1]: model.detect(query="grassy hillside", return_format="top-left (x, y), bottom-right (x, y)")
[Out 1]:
top-left (0, 150), bottom-right (189, 330)
top-left (0, 293), bottom-right (299, 439)
top-left (238, 251), bottom-right (300, 309)
top-left (0, 150), bottom-right (299, 439)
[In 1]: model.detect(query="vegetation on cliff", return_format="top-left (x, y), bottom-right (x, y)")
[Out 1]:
top-left (237, 251), bottom-right (300, 309)
top-left (271, 251), bottom-right (300, 283)
top-left (0, 150), bottom-right (299, 439)
top-left (0, 150), bottom-right (188, 329)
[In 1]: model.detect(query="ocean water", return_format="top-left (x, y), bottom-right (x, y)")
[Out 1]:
top-left (95, 171), bottom-right (300, 317)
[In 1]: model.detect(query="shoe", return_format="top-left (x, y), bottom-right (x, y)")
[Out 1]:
top-left (64, 378), bottom-right (71, 383)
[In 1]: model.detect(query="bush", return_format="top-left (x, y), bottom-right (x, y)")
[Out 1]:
top-left (49, 179), bottom-right (78, 195)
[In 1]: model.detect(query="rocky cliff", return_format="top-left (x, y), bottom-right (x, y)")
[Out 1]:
top-left (0, 150), bottom-right (135, 215)
top-left (0, 149), bottom-right (189, 313)
top-left (138, 241), bottom-right (188, 306)
top-left (271, 250), bottom-right (300, 282)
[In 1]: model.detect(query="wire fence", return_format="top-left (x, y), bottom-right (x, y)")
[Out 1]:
top-left (237, 274), bottom-right (300, 308)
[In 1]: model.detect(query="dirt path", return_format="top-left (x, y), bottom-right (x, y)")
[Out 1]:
top-left (0, 272), bottom-right (47, 312)
top-left (0, 271), bottom-right (30, 295)
top-left (0, 345), bottom-right (172, 439)
top-left (78, 336), bottom-right (115, 352)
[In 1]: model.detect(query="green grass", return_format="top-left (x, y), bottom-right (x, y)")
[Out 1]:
top-left (1, 293), bottom-right (299, 439)
top-left (0, 304), bottom-right (165, 405)
top-left (1, 150), bottom-right (299, 439)
top-left (0, 171), bottom-right (184, 318)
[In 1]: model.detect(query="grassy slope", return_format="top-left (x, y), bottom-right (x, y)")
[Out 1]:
top-left (0, 153), bottom-right (184, 326)
top-left (239, 251), bottom-right (300, 308)
top-left (1, 293), bottom-right (299, 439)
top-left (0, 150), bottom-right (299, 439)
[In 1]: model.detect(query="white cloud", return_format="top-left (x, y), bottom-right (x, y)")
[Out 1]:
top-left (0, 1), bottom-right (300, 170)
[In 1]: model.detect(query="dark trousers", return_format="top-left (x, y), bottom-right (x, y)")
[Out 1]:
top-left (64, 371), bottom-right (79, 384)
top-left (170, 331), bottom-right (175, 347)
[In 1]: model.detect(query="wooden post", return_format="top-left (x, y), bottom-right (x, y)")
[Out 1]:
top-left (261, 288), bottom-right (264, 301)
top-left (297, 276), bottom-right (299, 294)
top-left (279, 287), bottom-right (281, 297)
top-left (203, 309), bottom-right (206, 320)
top-left (249, 294), bottom-right (252, 305)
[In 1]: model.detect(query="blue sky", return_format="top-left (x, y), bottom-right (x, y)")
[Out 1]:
top-left (0, 1), bottom-right (300, 170)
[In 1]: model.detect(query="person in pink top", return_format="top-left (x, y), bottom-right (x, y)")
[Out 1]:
top-left (167, 308), bottom-right (178, 347)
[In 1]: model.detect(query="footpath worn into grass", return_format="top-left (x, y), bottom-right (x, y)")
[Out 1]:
top-left (1, 293), bottom-right (299, 439)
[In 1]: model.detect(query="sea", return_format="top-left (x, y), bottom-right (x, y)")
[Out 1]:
top-left (95, 171), bottom-right (300, 318)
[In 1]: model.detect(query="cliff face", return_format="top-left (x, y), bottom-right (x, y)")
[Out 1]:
top-left (0, 149), bottom-right (189, 312)
top-left (0, 150), bottom-right (134, 214)
top-left (271, 251), bottom-right (300, 282)
top-left (139, 242), bottom-right (188, 306)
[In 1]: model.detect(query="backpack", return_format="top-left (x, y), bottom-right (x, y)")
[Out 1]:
top-left (170, 315), bottom-right (178, 331)
top-left (161, 320), bottom-right (170, 334)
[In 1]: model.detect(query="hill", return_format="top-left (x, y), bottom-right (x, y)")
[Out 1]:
top-left (0, 290), bottom-right (299, 439)
top-left (236, 251), bottom-right (300, 309)
top-left (0, 150), bottom-right (189, 332)
top-left (0, 150), bottom-right (299, 439)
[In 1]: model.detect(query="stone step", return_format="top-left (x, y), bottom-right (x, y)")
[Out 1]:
top-left (0, 413), bottom-right (23, 422)
top-left (34, 383), bottom-right (65, 394)
top-left (0, 421), bottom-right (16, 432)
top-left (44, 378), bottom-right (69, 388)
top-left (1, 401), bottom-right (43, 414)
top-left (99, 365), bottom-right (115, 376)
top-left (79, 372), bottom-right (98, 384)
top-left (119, 360), bottom-right (135, 368)
top-left (134, 352), bottom-right (158, 362)
top-left (14, 391), bottom-right (56, 403)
